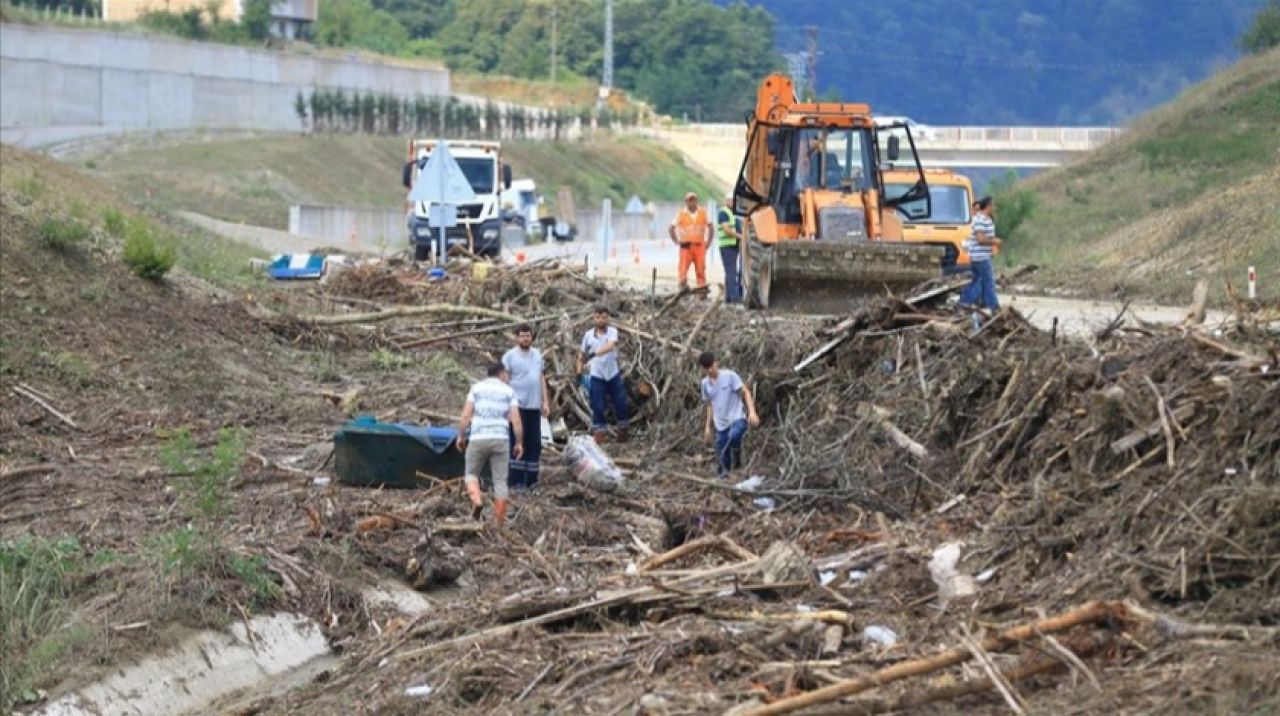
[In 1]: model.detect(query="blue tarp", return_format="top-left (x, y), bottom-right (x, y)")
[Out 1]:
top-left (341, 415), bottom-right (457, 453)
top-left (269, 254), bottom-right (326, 280)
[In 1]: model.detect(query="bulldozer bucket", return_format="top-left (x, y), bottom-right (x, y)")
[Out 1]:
top-left (748, 239), bottom-right (946, 313)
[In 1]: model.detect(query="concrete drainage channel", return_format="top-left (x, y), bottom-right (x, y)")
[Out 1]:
top-left (33, 581), bottom-right (433, 716)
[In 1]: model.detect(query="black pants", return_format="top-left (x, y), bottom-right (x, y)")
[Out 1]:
top-left (508, 408), bottom-right (542, 489)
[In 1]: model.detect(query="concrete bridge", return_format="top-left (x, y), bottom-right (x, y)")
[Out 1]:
top-left (646, 123), bottom-right (1124, 189)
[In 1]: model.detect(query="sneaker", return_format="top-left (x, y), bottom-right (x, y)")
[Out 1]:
top-left (471, 503), bottom-right (484, 520)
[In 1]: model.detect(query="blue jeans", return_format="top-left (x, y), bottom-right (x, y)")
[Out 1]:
top-left (589, 374), bottom-right (629, 433)
top-left (715, 419), bottom-right (748, 477)
top-left (960, 260), bottom-right (999, 310)
top-left (719, 245), bottom-right (742, 303)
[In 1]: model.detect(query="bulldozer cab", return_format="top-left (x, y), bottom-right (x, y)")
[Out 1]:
top-left (730, 73), bottom-right (946, 312)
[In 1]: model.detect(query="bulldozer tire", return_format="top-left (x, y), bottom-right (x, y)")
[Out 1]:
top-left (743, 227), bottom-right (773, 310)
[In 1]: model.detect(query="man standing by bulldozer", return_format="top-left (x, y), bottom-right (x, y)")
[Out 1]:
top-left (959, 196), bottom-right (1002, 317)
top-left (717, 195), bottom-right (743, 304)
top-left (668, 192), bottom-right (712, 294)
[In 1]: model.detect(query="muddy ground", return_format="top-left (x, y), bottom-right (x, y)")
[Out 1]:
top-left (2, 146), bottom-right (1279, 715)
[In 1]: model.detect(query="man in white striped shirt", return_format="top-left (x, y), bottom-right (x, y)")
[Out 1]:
top-left (959, 196), bottom-right (1002, 313)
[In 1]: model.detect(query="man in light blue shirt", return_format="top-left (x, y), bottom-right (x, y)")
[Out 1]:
top-left (698, 351), bottom-right (760, 478)
top-left (503, 324), bottom-right (550, 490)
top-left (576, 306), bottom-right (629, 444)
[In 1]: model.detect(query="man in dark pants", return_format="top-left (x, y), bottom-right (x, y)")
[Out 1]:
top-left (716, 195), bottom-right (743, 304)
top-left (577, 306), bottom-right (629, 444)
top-left (503, 324), bottom-right (549, 490)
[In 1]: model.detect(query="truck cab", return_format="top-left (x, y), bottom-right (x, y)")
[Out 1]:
top-left (402, 140), bottom-right (512, 260)
top-left (883, 168), bottom-right (982, 274)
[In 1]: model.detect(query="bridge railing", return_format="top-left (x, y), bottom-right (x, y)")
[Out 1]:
top-left (663, 123), bottom-right (1124, 149)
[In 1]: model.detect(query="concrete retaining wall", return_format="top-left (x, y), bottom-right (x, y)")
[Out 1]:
top-left (289, 204), bottom-right (406, 247)
top-left (0, 23), bottom-right (449, 142)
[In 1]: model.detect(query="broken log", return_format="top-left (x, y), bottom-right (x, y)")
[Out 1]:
top-left (12, 384), bottom-right (78, 430)
top-left (294, 303), bottom-right (518, 326)
top-left (1109, 402), bottom-right (1197, 454)
top-left (857, 403), bottom-right (929, 460)
top-left (739, 600), bottom-right (1125, 715)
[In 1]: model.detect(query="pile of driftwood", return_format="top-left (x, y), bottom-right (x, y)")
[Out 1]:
top-left (266, 258), bottom-right (1278, 713)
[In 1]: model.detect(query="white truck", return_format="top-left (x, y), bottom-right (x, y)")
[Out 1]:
top-left (401, 139), bottom-right (512, 260)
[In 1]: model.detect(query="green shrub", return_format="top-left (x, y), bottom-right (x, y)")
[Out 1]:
top-left (122, 221), bottom-right (177, 281)
top-left (160, 426), bottom-right (247, 524)
top-left (1239, 0), bottom-right (1280, 53)
top-left (0, 536), bottom-right (87, 709)
top-left (988, 170), bottom-right (1040, 264)
top-left (39, 216), bottom-right (91, 253)
top-left (102, 208), bottom-right (127, 238)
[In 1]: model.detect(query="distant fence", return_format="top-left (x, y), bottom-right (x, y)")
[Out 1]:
top-left (0, 23), bottom-right (449, 144)
top-left (289, 205), bottom-right (404, 247)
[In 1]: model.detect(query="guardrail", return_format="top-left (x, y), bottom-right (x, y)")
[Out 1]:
top-left (664, 123), bottom-right (1124, 149)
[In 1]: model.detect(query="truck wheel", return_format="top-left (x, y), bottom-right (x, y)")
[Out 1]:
top-left (414, 244), bottom-right (430, 262)
top-left (743, 227), bottom-right (772, 310)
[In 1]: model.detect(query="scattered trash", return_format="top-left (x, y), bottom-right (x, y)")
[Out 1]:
top-left (796, 604), bottom-right (815, 613)
top-left (819, 570), bottom-right (837, 586)
top-left (624, 562), bottom-right (639, 575)
top-left (311, 476), bottom-right (330, 487)
top-left (929, 541), bottom-right (978, 599)
top-left (752, 496), bottom-right (776, 511)
top-left (1224, 467), bottom-right (1238, 476)
top-left (976, 567), bottom-right (998, 583)
top-left (862, 625), bottom-right (898, 648)
top-left (734, 475), bottom-right (765, 492)
top-left (426, 266), bottom-right (447, 281)
top-left (934, 493), bottom-right (966, 514)
top-left (564, 435), bottom-right (624, 493)
top-left (404, 684), bottom-right (434, 698)
top-left (848, 569), bottom-right (868, 581)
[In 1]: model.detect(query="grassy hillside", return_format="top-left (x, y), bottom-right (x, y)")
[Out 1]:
top-left (1006, 47), bottom-right (1280, 303)
top-left (85, 134), bottom-right (719, 230)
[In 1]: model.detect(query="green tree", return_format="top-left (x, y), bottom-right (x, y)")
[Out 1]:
top-left (987, 170), bottom-right (1039, 263)
top-left (1239, 0), bottom-right (1280, 53)
top-left (316, 0), bottom-right (411, 54)
top-left (240, 0), bottom-right (272, 40)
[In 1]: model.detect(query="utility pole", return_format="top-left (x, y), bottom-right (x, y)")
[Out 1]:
top-left (550, 2), bottom-right (558, 84)
top-left (598, 0), bottom-right (614, 111)
top-left (804, 25), bottom-right (818, 100)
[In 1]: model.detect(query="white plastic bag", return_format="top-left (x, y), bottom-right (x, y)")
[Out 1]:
top-left (928, 541), bottom-right (978, 599)
top-left (563, 435), bottom-right (624, 492)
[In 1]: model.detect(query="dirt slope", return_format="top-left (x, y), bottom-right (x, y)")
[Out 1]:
top-left (1012, 47), bottom-right (1280, 303)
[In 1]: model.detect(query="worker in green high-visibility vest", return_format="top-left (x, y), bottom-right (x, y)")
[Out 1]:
top-left (716, 195), bottom-right (743, 304)
top-left (716, 195), bottom-right (747, 304)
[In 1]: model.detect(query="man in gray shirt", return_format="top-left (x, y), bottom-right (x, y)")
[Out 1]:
top-left (698, 351), bottom-right (759, 478)
top-left (576, 306), bottom-right (629, 444)
top-left (502, 324), bottom-right (550, 490)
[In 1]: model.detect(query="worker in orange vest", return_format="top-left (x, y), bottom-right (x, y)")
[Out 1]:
top-left (668, 192), bottom-right (712, 293)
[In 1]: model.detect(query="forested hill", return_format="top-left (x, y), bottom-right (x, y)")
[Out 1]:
top-left (363, 0), bottom-right (780, 121)
top-left (734, 0), bottom-right (1264, 125)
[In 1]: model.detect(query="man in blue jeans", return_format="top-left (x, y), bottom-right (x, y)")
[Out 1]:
top-left (716, 195), bottom-right (743, 304)
top-left (959, 196), bottom-right (1002, 321)
top-left (698, 352), bottom-right (760, 478)
top-left (577, 306), bottom-right (629, 444)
